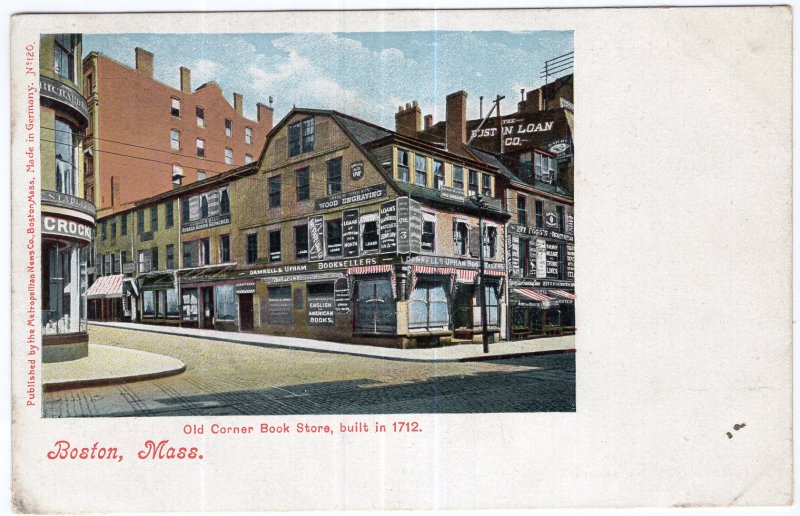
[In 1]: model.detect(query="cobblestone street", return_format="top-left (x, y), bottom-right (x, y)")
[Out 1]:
top-left (43, 325), bottom-right (575, 416)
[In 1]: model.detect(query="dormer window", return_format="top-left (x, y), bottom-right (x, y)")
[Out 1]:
top-left (288, 118), bottom-right (315, 157)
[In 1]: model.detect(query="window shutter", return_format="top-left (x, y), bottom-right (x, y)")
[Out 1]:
top-left (469, 226), bottom-right (481, 257)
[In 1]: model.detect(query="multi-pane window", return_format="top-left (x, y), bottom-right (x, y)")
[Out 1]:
top-left (454, 221), bottom-right (469, 255)
top-left (220, 189), bottom-right (230, 214)
top-left (137, 211), bottom-right (145, 234)
top-left (433, 160), bottom-right (444, 189)
top-left (151, 247), bottom-right (159, 271)
top-left (519, 238), bottom-right (531, 276)
top-left (245, 154), bottom-right (253, 164)
top-left (269, 230), bottom-right (281, 262)
top-left (199, 238), bottom-right (210, 266)
top-left (182, 242), bottom-right (194, 268)
top-left (138, 250), bottom-right (149, 273)
top-left (166, 244), bottom-right (175, 269)
top-left (482, 174), bottom-right (493, 197)
top-left (535, 200), bottom-right (544, 228)
top-left (219, 235), bottom-right (230, 263)
top-left (170, 130), bottom-right (180, 150)
top-left (121, 214), bottom-right (128, 236)
top-left (415, 154), bottom-right (428, 186)
top-left (474, 284), bottom-right (500, 327)
top-left (200, 195), bottom-right (209, 219)
top-left (54, 34), bottom-right (77, 81)
top-left (453, 166), bottom-right (464, 191)
top-left (268, 176), bottom-right (281, 208)
top-left (355, 279), bottom-right (396, 333)
top-left (245, 127), bottom-right (252, 144)
top-left (198, 170), bottom-right (206, 181)
top-left (150, 206), bottom-right (158, 231)
top-left (54, 119), bottom-right (77, 195)
top-left (410, 281), bottom-right (450, 329)
top-left (288, 118), bottom-right (315, 156)
top-left (556, 205), bottom-right (565, 233)
top-left (165, 201), bottom-right (174, 228)
top-left (327, 158), bottom-right (342, 195)
top-left (100, 221), bottom-right (106, 240)
top-left (468, 170), bottom-right (479, 196)
top-left (181, 199), bottom-right (190, 223)
top-left (196, 106), bottom-right (204, 127)
top-left (246, 234), bottom-right (258, 264)
top-left (361, 217), bottom-right (379, 253)
top-left (326, 219), bottom-right (342, 256)
top-left (171, 97), bottom-right (180, 117)
top-left (422, 214), bottom-right (435, 252)
top-left (294, 224), bottom-right (309, 260)
top-left (172, 164), bottom-right (183, 185)
top-left (517, 195), bottom-right (528, 225)
top-left (483, 226), bottom-right (498, 259)
top-left (225, 118), bottom-right (232, 137)
top-left (224, 148), bottom-right (233, 165)
top-left (397, 150), bottom-right (410, 182)
top-left (296, 167), bottom-right (310, 201)
top-left (196, 138), bottom-right (205, 158)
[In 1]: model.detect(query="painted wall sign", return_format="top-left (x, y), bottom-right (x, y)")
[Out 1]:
top-left (405, 254), bottom-right (505, 271)
top-left (566, 214), bottom-right (574, 235)
top-left (342, 208), bottom-right (360, 258)
top-left (267, 286), bottom-right (293, 325)
top-left (315, 183), bottom-right (386, 210)
top-left (507, 223), bottom-right (574, 242)
top-left (379, 200), bottom-right (397, 253)
top-left (41, 190), bottom-right (96, 217)
top-left (544, 212), bottom-right (559, 228)
top-left (510, 278), bottom-right (574, 289)
top-left (535, 239), bottom-right (547, 279)
top-left (439, 185), bottom-right (465, 201)
top-left (566, 243), bottom-right (575, 280)
top-left (308, 297), bottom-right (335, 326)
top-left (263, 272), bottom-right (344, 284)
top-left (408, 199), bottom-right (423, 255)
top-left (39, 76), bottom-right (89, 123)
top-left (181, 215), bottom-right (231, 234)
top-left (396, 197), bottom-right (410, 254)
top-left (334, 277), bottom-right (351, 314)
top-left (350, 161), bottom-right (365, 181)
top-left (546, 241), bottom-right (560, 278)
top-left (249, 257), bottom-right (380, 277)
top-left (41, 215), bottom-right (93, 243)
top-left (546, 137), bottom-right (573, 164)
top-left (308, 215), bottom-right (325, 261)
top-left (470, 117), bottom-right (555, 148)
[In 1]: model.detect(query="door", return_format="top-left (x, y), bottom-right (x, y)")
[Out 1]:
top-left (201, 287), bottom-right (214, 328)
top-left (238, 293), bottom-right (254, 332)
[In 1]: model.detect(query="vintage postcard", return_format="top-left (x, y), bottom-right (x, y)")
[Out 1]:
top-left (9, 7), bottom-right (793, 513)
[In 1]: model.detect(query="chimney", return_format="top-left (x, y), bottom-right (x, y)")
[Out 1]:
top-left (179, 66), bottom-right (191, 93)
top-left (134, 47), bottom-right (154, 78)
top-left (445, 90), bottom-right (468, 150)
top-left (233, 93), bottom-right (244, 117)
top-left (256, 102), bottom-right (274, 130)
top-left (395, 100), bottom-right (421, 137)
top-left (424, 114), bottom-right (433, 130)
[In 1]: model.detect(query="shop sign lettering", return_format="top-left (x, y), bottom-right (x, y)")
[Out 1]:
top-left (342, 209), bottom-right (360, 258)
top-left (308, 216), bottom-right (325, 261)
top-left (315, 183), bottom-right (386, 210)
top-left (379, 200), bottom-right (397, 253)
top-left (42, 215), bottom-right (93, 243)
top-left (308, 298), bottom-right (335, 326)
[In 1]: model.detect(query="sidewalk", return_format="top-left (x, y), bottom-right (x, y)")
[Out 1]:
top-left (89, 321), bottom-right (575, 362)
top-left (42, 344), bottom-right (186, 392)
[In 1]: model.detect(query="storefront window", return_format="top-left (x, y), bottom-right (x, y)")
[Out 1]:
top-left (166, 288), bottom-right (180, 317)
top-left (267, 286), bottom-right (292, 325)
top-left (42, 240), bottom-right (86, 335)
top-left (55, 118), bottom-right (77, 196)
top-left (215, 284), bottom-right (237, 320)
top-left (143, 291), bottom-right (156, 317)
top-left (410, 280), bottom-right (449, 329)
top-left (355, 278), bottom-right (396, 333)
top-left (182, 288), bottom-right (199, 321)
top-left (473, 283), bottom-right (500, 327)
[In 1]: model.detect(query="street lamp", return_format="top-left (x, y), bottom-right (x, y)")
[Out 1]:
top-left (469, 193), bottom-right (490, 354)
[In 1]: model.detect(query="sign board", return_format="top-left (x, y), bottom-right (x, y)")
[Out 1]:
top-left (122, 262), bottom-right (136, 274)
top-left (535, 239), bottom-right (547, 279)
top-left (249, 257), bottom-right (381, 277)
top-left (267, 288), bottom-right (293, 325)
top-left (40, 76), bottom-right (89, 123)
top-left (439, 185), bottom-right (465, 201)
top-left (546, 137), bottom-right (573, 164)
top-left (566, 214), bottom-right (574, 235)
top-left (181, 214), bottom-right (230, 234)
top-left (41, 190), bottom-right (96, 217)
top-left (544, 212), bottom-right (559, 228)
top-left (510, 278), bottom-right (575, 289)
top-left (263, 272), bottom-right (344, 285)
top-left (342, 208), bottom-right (360, 258)
top-left (41, 215), bottom-right (93, 243)
top-left (566, 243), bottom-right (575, 280)
top-left (546, 241), bottom-right (560, 278)
top-left (408, 199), bottom-right (423, 255)
top-left (315, 183), bottom-right (386, 210)
top-left (404, 254), bottom-right (505, 271)
top-left (507, 234), bottom-right (520, 277)
top-left (507, 223), bottom-right (574, 243)
top-left (334, 277), bottom-right (350, 314)
top-left (396, 197), bottom-right (410, 254)
top-left (308, 215), bottom-right (325, 261)
top-left (379, 200), bottom-right (397, 253)
top-left (350, 161), bottom-right (365, 181)
top-left (308, 297), bottom-right (335, 326)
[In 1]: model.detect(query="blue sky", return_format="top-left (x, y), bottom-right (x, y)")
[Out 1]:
top-left (84, 31), bottom-right (573, 128)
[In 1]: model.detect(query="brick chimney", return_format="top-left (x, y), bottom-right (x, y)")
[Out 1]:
top-left (445, 90), bottom-right (468, 150)
top-left (233, 93), bottom-right (244, 116)
top-left (179, 66), bottom-right (191, 93)
top-left (134, 47), bottom-right (154, 78)
top-left (395, 100), bottom-right (421, 136)
top-left (424, 114), bottom-right (433, 130)
top-left (519, 88), bottom-right (543, 113)
top-left (257, 102), bottom-right (274, 129)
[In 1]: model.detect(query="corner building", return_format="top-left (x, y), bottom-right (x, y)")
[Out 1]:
top-left (39, 34), bottom-right (96, 362)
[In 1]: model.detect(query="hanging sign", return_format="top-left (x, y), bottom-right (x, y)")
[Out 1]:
top-left (350, 161), bottom-right (365, 181)
top-left (334, 277), bottom-right (351, 314)
top-left (342, 208), bottom-right (360, 258)
top-left (308, 215), bottom-right (325, 261)
top-left (535, 239), bottom-right (547, 279)
top-left (379, 200), bottom-right (397, 253)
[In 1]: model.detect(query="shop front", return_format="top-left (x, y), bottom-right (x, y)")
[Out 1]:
top-left (509, 287), bottom-right (576, 339)
top-left (85, 274), bottom-right (137, 322)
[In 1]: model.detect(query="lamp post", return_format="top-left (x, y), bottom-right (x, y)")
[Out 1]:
top-left (469, 193), bottom-right (490, 353)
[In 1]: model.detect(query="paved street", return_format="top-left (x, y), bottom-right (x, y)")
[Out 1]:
top-left (43, 325), bottom-right (575, 417)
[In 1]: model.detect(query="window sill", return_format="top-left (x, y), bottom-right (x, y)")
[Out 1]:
top-left (406, 328), bottom-right (452, 337)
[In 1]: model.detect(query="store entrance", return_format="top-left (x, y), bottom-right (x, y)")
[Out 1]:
top-left (238, 294), bottom-right (254, 332)
top-left (201, 287), bottom-right (214, 329)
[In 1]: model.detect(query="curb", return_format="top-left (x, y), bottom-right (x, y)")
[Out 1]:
top-left (43, 362), bottom-right (187, 392)
top-left (88, 323), bottom-right (576, 363)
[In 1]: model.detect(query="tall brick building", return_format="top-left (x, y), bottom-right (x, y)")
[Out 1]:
top-left (82, 47), bottom-right (274, 216)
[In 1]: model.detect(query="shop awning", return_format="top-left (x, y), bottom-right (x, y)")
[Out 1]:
top-left (549, 289), bottom-right (576, 303)
top-left (411, 266), bottom-right (456, 276)
top-left (179, 262), bottom-right (237, 279)
top-left (139, 272), bottom-right (175, 291)
top-left (235, 280), bottom-right (256, 294)
top-left (456, 269), bottom-right (477, 283)
top-left (86, 274), bottom-right (124, 299)
top-left (347, 264), bottom-right (393, 275)
top-left (512, 288), bottom-right (553, 303)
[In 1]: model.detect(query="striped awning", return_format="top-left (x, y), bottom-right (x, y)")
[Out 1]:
top-left (549, 289), bottom-right (576, 303)
top-left (484, 268), bottom-right (505, 277)
top-left (235, 281), bottom-right (256, 294)
top-left (348, 264), bottom-right (393, 275)
top-left (456, 269), bottom-right (477, 283)
top-left (86, 274), bottom-right (124, 299)
top-left (512, 288), bottom-right (554, 303)
top-left (411, 266), bottom-right (456, 276)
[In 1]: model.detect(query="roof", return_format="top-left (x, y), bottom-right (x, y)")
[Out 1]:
top-left (86, 274), bottom-right (124, 299)
top-left (393, 182), bottom-right (509, 220)
top-left (330, 112), bottom-right (393, 146)
top-left (467, 146), bottom-right (527, 187)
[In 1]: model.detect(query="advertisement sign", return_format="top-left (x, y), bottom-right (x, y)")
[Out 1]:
top-left (566, 214), bottom-right (574, 235)
top-left (408, 199), bottom-right (423, 255)
top-left (40, 76), bottom-right (89, 123)
top-left (41, 190), bottom-right (96, 217)
top-left (439, 185), bottom-right (465, 201)
top-left (535, 239), bottom-right (547, 279)
top-left (396, 197), bottom-right (410, 254)
top-left (566, 243), bottom-right (575, 280)
top-left (308, 215), bottom-right (325, 261)
top-left (315, 183), bottom-right (386, 210)
top-left (41, 215), bottom-right (93, 243)
top-left (544, 212), bottom-right (558, 228)
top-left (342, 208), bottom-right (360, 258)
top-left (350, 161), bottom-right (365, 181)
top-left (308, 297), bottom-right (335, 326)
top-left (507, 223), bottom-right (574, 243)
top-left (181, 214), bottom-right (231, 234)
top-left (379, 200), bottom-right (397, 253)
top-left (334, 277), bottom-right (351, 314)
top-left (546, 241), bottom-right (560, 278)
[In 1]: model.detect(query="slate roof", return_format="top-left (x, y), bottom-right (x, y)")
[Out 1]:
top-left (331, 112), bottom-right (394, 146)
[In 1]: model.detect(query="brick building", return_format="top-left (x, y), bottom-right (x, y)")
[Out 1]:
top-left (82, 47), bottom-right (273, 216)
top-left (39, 34), bottom-right (96, 362)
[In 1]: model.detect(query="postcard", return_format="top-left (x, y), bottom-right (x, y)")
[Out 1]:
top-left (9, 7), bottom-right (792, 513)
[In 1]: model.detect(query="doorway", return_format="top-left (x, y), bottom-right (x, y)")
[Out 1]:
top-left (238, 293), bottom-right (254, 332)
top-left (201, 287), bottom-right (214, 329)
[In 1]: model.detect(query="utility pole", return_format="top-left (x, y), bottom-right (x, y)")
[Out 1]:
top-left (496, 94), bottom-right (504, 155)
top-left (472, 194), bottom-right (490, 354)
